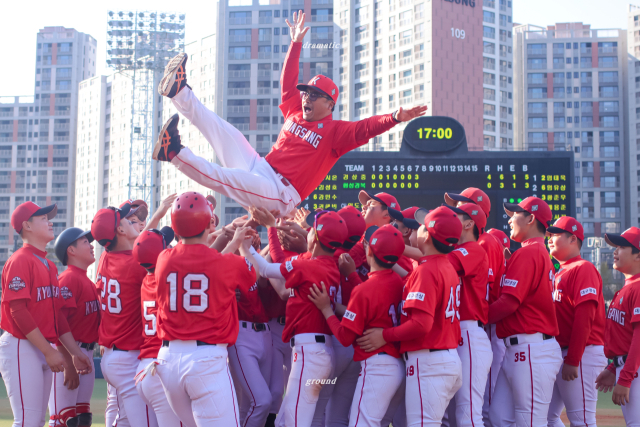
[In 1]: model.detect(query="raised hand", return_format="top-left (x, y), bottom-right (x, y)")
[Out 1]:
top-left (286, 10), bottom-right (310, 43)
top-left (395, 105), bottom-right (428, 122)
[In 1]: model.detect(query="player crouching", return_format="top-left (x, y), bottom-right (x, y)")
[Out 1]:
top-left (154, 192), bottom-right (259, 426)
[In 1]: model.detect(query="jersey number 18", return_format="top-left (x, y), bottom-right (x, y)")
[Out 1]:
top-left (167, 272), bottom-right (210, 312)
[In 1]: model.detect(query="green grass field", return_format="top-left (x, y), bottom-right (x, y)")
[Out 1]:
top-left (0, 378), bottom-right (628, 426)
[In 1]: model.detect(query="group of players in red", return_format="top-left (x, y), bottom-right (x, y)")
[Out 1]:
top-left (1, 183), bottom-right (639, 427)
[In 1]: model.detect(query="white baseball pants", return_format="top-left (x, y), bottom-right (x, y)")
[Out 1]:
top-left (483, 323), bottom-right (506, 427)
top-left (379, 378), bottom-right (407, 427)
top-left (547, 345), bottom-right (607, 427)
top-left (615, 361), bottom-right (640, 427)
top-left (0, 332), bottom-right (52, 427)
top-left (228, 323), bottom-right (273, 427)
top-left (489, 335), bottom-right (563, 427)
top-left (48, 345), bottom-right (95, 426)
top-left (105, 383), bottom-right (118, 427)
top-left (101, 348), bottom-right (157, 427)
top-left (346, 353), bottom-right (404, 427)
top-left (136, 358), bottom-right (183, 427)
top-left (276, 334), bottom-right (334, 427)
top-left (268, 319), bottom-right (292, 414)
top-left (156, 341), bottom-right (240, 427)
top-left (405, 348), bottom-right (462, 427)
top-left (312, 336), bottom-right (360, 427)
top-left (170, 87), bottom-right (301, 215)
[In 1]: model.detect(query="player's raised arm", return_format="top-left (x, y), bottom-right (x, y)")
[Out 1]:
top-left (281, 11), bottom-right (308, 103)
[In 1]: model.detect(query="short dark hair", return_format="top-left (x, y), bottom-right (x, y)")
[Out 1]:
top-left (182, 229), bottom-right (206, 239)
top-left (461, 213), bottom-right (480, 241)
top-left (372, 254), bottom-right (394, 269)
top-left (633, 246), bottom-right (640, 255)
top-left (522, 212), bottom-right (547, 235)
top-left (432, 237), bottom-right (456, 254)
top-left (562, 231), bottom-right (583, 250)
top-left (318, 240), bottom-right (338, 254)
top-left (105, 235), bottom-right (118, 252)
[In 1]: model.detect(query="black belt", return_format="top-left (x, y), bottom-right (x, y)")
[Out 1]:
top-left (290, 335), bottom-right (325, 347)
top-left (613, 355), bottom-right (628, 367)
top-left (277, 316), bottom-right (286, 326)
top-left (561, 346), bottom-right (569, 350)
top-left (242, 322), bottom-right (269, 332)
top-left (403, 349), bottom-right (445, 361)
top-left (162, 340), bottom-right (217, 347)
top-left (112, 345), bottom-right (128, 352)
top-left (507, 334), bottom-right (554, 346)
top-left (477, 321), bottom-right (484, 328)
top-left (79, 342), bottom-right (96, 351)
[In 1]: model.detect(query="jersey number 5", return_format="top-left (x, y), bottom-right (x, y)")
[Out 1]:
top-left (167, 272), bottom-right (209, 313)
top-left (143, 301), bottom-right (156, 336)
top-left (445, 284), bottom-right (461, 323)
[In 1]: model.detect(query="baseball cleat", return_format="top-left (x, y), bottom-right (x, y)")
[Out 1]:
top-left (153, 114), bottom-right (183, 162)
top-left (158, 53), bottom-right (189, 98)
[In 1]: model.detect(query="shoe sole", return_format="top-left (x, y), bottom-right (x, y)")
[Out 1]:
top-left (153, 114), bottom-right (180, 160)
top-left (158, 53), bottom-right (187, 97)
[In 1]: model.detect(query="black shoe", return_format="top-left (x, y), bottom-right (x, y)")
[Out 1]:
top-left (265, 413), bottom-right (276, 427)
top-left (153, 114), bottom-right (183, 161)
top-left (158, 53), bottom-right (189, 98)
top-left (77, 412), bottom-right (92, 426)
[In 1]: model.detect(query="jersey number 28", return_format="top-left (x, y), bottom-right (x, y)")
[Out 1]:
top-left (99, 276), bottom-right (122, 314)
top-left (167, 272), bottom-right (209, 312)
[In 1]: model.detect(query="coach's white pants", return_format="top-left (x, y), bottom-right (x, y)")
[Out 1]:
top-left (136, 358), bottom-right (183, 427)
top-left (615, 361), bottom-right (640, 427)
top-left (276, 334), bottom-right (334, 427)
top-left (157, 341), bottom-right (239, 427)
top-left (483, 323), bottom-right (506, 427)
top-left (489, 335), bottom-right (562, 427)
top-left (547, 345), bottom-right (607, 427)
top-left (268, 319), bottom-right (292, 414)
top-left (48, 345), bottom-right (95, 426)
top-left (405, 348), bottom-right (462, 427)
top-left (101, 348), bottom-right (156, 427)
top-left (347, 353), bottom-right (404, 427)
top-left (229, 324), bottom-right (273, 427)
top-left (0, 332), bottom-right (52, 427)
top-left (170, 87), bottom-right (301, 215)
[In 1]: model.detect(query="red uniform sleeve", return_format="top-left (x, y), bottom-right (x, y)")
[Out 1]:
top-left (226, 254), bottom-right (258, 292)
top-left (447, 252), bottom-right (465, 276)
top-left (268, 228), bottom-right (286, 263)
top-left (280, 258), bottom-right (311, 289)
top-left (333, 115), bottom-right (398, 157)
top-left (349, 242), bottom-right (366, 268)
top-left (564, 300), bottom-right (597, 366)
top-left (2, 260), bottom-right (32, 303)
top-left (279, 42), bottom-right (303, 117)
top-left (499, 249), bottom-right (534, 303)
top-left (339, 286), bottom-right (367, 334)
top-left (382, 310), bottom-right (434, 343)
top-left (488, 293), bottom-right (520, 324)
top-left (403, 267), bottom-right (438, 317)
top-left (57, 311), bottom-right (71, 336)
top-left (618, 323), bottom-right (640, 388)
top-left (341, 272), bottom-right (362, 304)
top-left (571, 264), bottom-right (601, 306)
top-left (9, 299), bottom-right (37, 335)
top-left (326, 315), bottom-right (358, 347)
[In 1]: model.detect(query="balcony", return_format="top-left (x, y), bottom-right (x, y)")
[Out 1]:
top-left (528, 107), bottom-right (547, 115)
top-left (399, 37), bottom-right (412, 47)
top-left (229, 70), bottom-right (251, 78)
top-left (355, 88), bottom-right (369, 97)
top-left (484, 123), bottom-right (496, 132)
top-left (229, 35), bottom-right (251, 43)
top-left (528, 48), bottom-right (546, 56)
top-left (415, 51), bottom-right (424, 60)
top-left (311, 14), bottom-right (333, 22)
top-left (232, 123), bottom-right (249, 131)
top-left (355, 32), bottom-right (369, 42)
top-left (256, 123), bottom-right (271, 131)
top-left (399, 19), bottom-right (412, 27)
top-left (356, 69), bottom-right (369, 78)
top-left (229, 18), bottom-right (251, 25)
top-left (355, 108), bottom-right (369, 116)
top-left (258, 35), bottom-right (272, 42)
top-left (259, 17), bottom-right (272, 24)
top-left (484, 30), bottom-right (495, 39)
top-left (229, 53), bottom-right (251, 60)
top-left (399, 56), bottom-right (411, 66)
top-left (256, 105), bottom-right (271, 113)
top-left (53, 149), bottom-right (69, 156)
top-left (399, 77), bottom-right (412, 86)
top-left (600, 75), bottom-right (617, 84)
top-left (553, 62), bottom-right (564, 70)
top-left (52, 175), bottom-right (67, 183)
top-left (599, 89), bottom-right (619, 98)
top-left (399, 96), bottom-right (412, 106)
top-left (228, 88), bottom-right (250, 96)
top-left (355, 51), bottom-right (369, 60)
top-left (580, 47), bottom-right (592, 55)
top-left (227, 105), bottom-right (250, 114)
top-left (552, 48), bottom-right (564, 55)
top-left (598, 46), bottom-right (617, 55)
top-left (581, 77), bottom-right (593, 85)
top-left (257, 87), bottom-right (272, 95)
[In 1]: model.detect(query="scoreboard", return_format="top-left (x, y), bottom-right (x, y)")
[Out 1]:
top-left (305, 116), bottom-right (575, 236)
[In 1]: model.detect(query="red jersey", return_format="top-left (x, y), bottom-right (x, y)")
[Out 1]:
top-left (58, 265), bottom-right (100, 344)
top-left (259, 284), bottom-right (287, 319)
top-left (237, 279), bottom-right (269, 323)
top-left (478, 232), bottom-right (506, 304)
top-left (496, 237), bottom-right (559, 338)
top-left (553, 256), bottom-right (605, 348)
top-left (342, 269), bottom-right (403, 361)
top-left (399, 255), bottom-right (461, 352)
top-left (280, 255), bottom-right (340, 343)
top-left (448, 241), bottom-right (490, 324)
top-left (604, 274), bottom-right (640, 358)
top-left (140, 274), bottom-right (161, 359)
top-left (96, 250), bottom-right (147, 350)
top-left (349, 241), bottom-right (371, 282)
top-left (0, 244), bottom-right (65, 342)
top-left (265, 42), bottom-right (399, 201)
top-left (155, 243), bottom-right (256, 345)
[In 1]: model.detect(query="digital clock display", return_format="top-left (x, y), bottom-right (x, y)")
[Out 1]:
top-left (403, 116), bottom-right (466, 152)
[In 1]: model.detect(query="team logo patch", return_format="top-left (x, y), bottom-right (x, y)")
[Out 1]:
top-left (572, 225), bottom-right (578, 232)
top-left (8, 277), bottom-right (25, 292)
top-left (455, 248), bottom-right (469, 256)
top-left (371, 238), bottom-right (378, 245)
top-left (318, 123), bottom-right (323, 129)
top-left (60, 286), bottom-right (73, 300)
top-left (488, 268), bottom-right (493, 276)
top-left (245, 257), bottom-right (253, 271)
top-left (390, 203), bottom-right (397, 208)
top-left (472, 210), bottom-right (478, 216)
top-left (634, 307), bottom-right (640, 316)
top-left (343, 310), bottom-right (356, 321)
top-left (580, 287), bottom-right (597, 297)
top-left (285, 261), bottom-right (294, 272)
top-left (531, 205), bottom-right (538, 212)
top-left (407, 292), bottom-right (425, 301)
top-left (317, 224), bottom-right (324, 231)
top-left (503, 279), bottom-right (518, 288)
top-left (428, 220), bottom-right (436, 228)
top-left (620, 296), bottom-right (624, 304)
top-left (503, 238), bottom-right (508, 244)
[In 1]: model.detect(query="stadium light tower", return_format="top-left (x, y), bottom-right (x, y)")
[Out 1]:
top-left (106, 10), bottom-right (185, 210)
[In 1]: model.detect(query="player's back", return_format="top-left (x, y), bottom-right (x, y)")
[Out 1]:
top-left (478, 232), bottom-right (505, 304)
top-left (155, 242), bottom-right (256, 345)
top-left (96, 250), bottom-right (147, 350)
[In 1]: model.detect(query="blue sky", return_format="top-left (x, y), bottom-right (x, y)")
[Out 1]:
top-left (0, 0), bottom-right (634, 97)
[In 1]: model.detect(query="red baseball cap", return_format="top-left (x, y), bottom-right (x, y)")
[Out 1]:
top-left (445, 188), bottom-right (491, 218)
top-left (504, 197), bottom-right (552, 229)
top-left (547, 216), bottom-right (584, 242)
top-left (446, 203), bottom-right (487, 234)
top-left (364, 224), bottom-right (405, 264)
top-left (487, 228), bottom-right (511, 249)
top-left (120, 199), bottom-right (149, 221)
top-left (91, 204), bottom-right (132, 248)
top-left (297, 75), bottom-right (339, 103)
top-left (133, 226), bottom-right (175, 270)
top-left (605, 227), bottom-right (640, 252)
top-left (415, 206), bottom-right (461, 247)
top-left (306, 211), bottom-right (348, 249)
top-left (11, 202), bottom-right (58, 233)
top-left (358, 191), bottom-right (401, 211)
top-left (388, 206), bottom-right (420, 230)
top-left (338, 206), bottom-right (366, 245)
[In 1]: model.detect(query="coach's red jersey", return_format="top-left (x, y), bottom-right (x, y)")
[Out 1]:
top-left (496, 237), bottom-right (559, 338)
top-left (0, 244), bottom-right (64, 341)
top-left (266, 41), bottom-right (399, 201)
top-left (58, 265), bottom-right (100, 344)
top-left (140, 274), bottom-right (161, 359)
top-left (280, 255), bottom-right (340, 343)
top-left (96, 250), bottom-right (146, 350)
top-left (605, 274), bottom-right (640, 358)
top-left (155, 243), bottom-right (256, 345)
top-left (342, 269), bottom-right (403, 361)
top-left (478, 232), bottom-right (506, 305)
top-left (448, 242), bottom-right (490, 324)
top-left (237, 279), bottom-right (269, 324)
top-left (554, 257), bottom-right (605, 348)
top-left (399, 255), bottom-right (461, 352)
